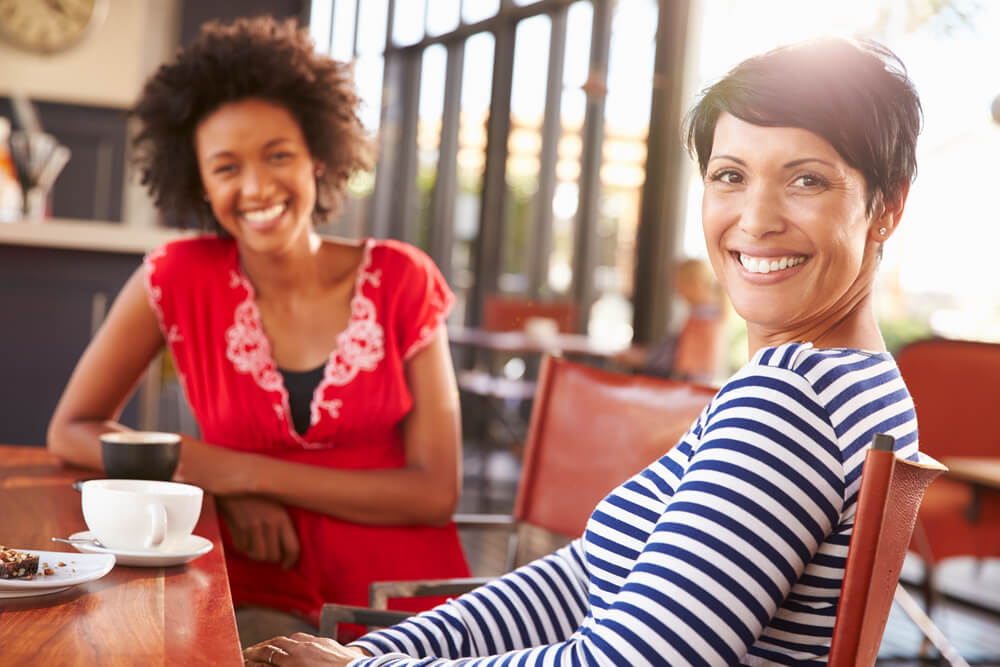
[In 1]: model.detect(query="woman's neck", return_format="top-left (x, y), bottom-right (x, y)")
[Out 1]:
top-left (747, 291), bottom-right (886, 356)
top-left (238, 231), bottom-right (326, 299)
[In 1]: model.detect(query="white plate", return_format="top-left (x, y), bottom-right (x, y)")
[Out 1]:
top-left (67, 531), bottom-right (213, 567)
top-left (0, 548), bottom-right (115, 598)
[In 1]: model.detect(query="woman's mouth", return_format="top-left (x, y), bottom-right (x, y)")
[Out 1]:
top-left (736, 252), bottom-right (809, 274)
top-left (240, 203), bottom-right (287, 230)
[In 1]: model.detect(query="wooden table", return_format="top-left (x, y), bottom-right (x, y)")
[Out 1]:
top-left (0, 444), bottom-right (242, 665)
top-left (940, 457), bottom-right (1000, 491)
top-left (940, 456), bottom-right (1000, 524)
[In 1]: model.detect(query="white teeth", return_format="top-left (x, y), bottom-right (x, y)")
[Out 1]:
top-left (739, 253), bottom-right (807, 274)
top-left (242, 203), bottom-right (285, 224)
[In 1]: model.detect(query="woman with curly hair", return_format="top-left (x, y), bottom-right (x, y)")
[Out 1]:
top-left (47, 16), bottom-right (469, 644)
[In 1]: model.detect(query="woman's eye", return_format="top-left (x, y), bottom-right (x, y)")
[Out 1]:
top-left (269, 151), bottom-right (294, 161)
top-left (212, 164), bottom-right (237, 175)
top-left (793, 174), bottom-right (826, 188)
top-left (710, 169), bottom-right (742, 185)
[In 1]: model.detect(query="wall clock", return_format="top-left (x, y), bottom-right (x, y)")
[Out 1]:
top-left (0, 0), bottom-right (110, 54)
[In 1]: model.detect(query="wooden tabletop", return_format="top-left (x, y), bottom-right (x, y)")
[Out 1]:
top-left (0, 445), bottom-right (242, 666)
top-left (941, 456), bottom-right (1000, 491)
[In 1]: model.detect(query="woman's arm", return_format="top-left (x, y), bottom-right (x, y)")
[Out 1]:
top-left (175, 327), bottom-right (463, 526)
top-left (47, 267), bottom-right (166, 470)
top-left (332, 371), bottom-right (845, 666)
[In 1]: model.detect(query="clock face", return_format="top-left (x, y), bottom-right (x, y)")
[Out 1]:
top-left (0, 0), bottom-right (109, 54)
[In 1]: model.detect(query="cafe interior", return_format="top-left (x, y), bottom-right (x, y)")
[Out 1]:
top-left (1, 0), bottom-right (999, 664)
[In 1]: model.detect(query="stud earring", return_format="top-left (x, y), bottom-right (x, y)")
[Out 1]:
top-left (878, 227), bottom-right (887, 236)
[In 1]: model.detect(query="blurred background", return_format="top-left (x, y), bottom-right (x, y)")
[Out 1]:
top-left (2, 0), bottom-right (997, 379)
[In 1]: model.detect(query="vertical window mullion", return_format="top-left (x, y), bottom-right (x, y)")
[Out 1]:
top-left (528, 5), bottom-right (568, 296)
top-left (571, 0), bottom-right (612, 332)
top-left (429, 41), bottom-right (466, 283)
top-left (468, 19), bottom-right (516, 326)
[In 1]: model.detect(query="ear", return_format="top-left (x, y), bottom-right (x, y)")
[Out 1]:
top-left (870, 183), bottom-right (910, 242)
top-left (313, 161), bottom-right (325, 178)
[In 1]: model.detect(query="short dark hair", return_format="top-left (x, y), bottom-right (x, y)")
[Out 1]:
top-left (684, 38), bottom-right (922, 215)
top-left (131, 16), bottom-right (372, 232)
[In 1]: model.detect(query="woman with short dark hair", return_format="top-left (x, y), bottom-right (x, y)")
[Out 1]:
top-left (243, 37), bottom-right (925, 666)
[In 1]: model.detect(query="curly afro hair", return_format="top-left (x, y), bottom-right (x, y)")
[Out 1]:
top-left (131, 16), bottom-right (372, 233)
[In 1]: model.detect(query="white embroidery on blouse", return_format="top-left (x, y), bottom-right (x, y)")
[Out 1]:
top-left (143, 246), bottom-right (169, 334)
top-left (224, 240), bottom-right (384, 446)
top-left (403, 280), bottom-right (455, 361)
top-left (224, 277), bottom-right (285, 393)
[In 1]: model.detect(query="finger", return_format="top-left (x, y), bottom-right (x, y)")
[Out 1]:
top-left (247, 521), bottom-right (268, 561)
top-left (279, 521), bottom-right (301, 570)
top-left (263, 521), bottom-right (281, 564)
top-left (242, 643), bottom-right (287, 663)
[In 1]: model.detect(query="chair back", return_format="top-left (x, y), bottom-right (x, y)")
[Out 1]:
top-left (483, 296), bottom-right (578, 333)
top-left (514, 355), bottom-right (717, 540)
top-left (828, 439), bottom-right (946, 667)
top-left (895, 338), bottom-right (1000, 458)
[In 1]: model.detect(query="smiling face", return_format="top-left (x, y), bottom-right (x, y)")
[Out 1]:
top-left (195, 98), bottom-right (319, 256)
top-left (702, 113), bottom-right (896, 351)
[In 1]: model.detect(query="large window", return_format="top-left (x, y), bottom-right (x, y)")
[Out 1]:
top-left (309, 0), bottom-right (678, 340)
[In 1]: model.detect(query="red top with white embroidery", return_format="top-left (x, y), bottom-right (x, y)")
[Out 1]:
top-left (144, 236), bottom-right (469, 625)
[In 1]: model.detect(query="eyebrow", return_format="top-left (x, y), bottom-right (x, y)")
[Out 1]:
top-left (707, 155), bottom-right (837, 169)
top-left (204, 138), bottom-right (295, 162)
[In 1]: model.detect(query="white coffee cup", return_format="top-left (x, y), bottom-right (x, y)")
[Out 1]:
top-left (81, 479), bottom-right (203, 552)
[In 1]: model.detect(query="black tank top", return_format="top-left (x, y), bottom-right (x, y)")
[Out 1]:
top-left (279, 365), bottom-right (326, 435)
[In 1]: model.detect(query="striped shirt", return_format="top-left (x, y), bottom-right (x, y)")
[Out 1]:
top-left (350, 343), bottom-right (920, 666)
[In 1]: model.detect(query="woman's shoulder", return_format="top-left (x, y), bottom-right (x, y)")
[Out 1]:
top-left (367, 238), bottom-right (434, 268)
top-left (151, 234), bottom-right (235, 264)
top-left (731, 341), bottom-right (899, 397)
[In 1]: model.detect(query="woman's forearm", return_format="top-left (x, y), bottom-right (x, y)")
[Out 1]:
top-left (179, 441), bottom-right (459, 526)
top-left (47, 418), bottom-right (131, 472)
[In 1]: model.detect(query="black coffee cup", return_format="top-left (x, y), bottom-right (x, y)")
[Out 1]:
top-left (100, 431), bottom-right (181, 481)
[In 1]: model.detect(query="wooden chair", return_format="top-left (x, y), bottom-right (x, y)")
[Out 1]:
top-left (321, 355), bottom-right (717, 636)
top-left (828, 434), bottom-right (948, 667)
top-left (895, 338), bottom-right (1000, 612)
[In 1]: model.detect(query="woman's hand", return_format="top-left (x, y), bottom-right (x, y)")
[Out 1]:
top-left (218, 495), bottom-right (300, 569)
top-left (175, 437), bottom-right (259, 495)
top-left (243, 633), bottom-right (370, 667)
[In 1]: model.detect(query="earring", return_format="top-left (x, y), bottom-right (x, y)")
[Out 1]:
top-left (878, 227), bottom-right (887, 236)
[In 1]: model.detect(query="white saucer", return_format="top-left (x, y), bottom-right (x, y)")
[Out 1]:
top-left (0, 548), bottom-right (115, 598)
top-left (67, 531), bottom-right (213, 567)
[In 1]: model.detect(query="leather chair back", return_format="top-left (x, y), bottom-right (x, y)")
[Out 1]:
top-left (828, 441), bottom-right (946, 667)
top-left (895, 338), bottom-right (1000, 459)
top-left (514, 355), bottom-right (717, 539)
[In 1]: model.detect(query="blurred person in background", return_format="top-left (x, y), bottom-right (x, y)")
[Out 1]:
top-left (616, 257), bottom-right (726, 384)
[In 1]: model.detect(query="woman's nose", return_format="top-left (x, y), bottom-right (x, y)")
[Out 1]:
top-left (738, 184), bottom-right (785, 238)
top-left (240, 163), bottom-right (274, 197)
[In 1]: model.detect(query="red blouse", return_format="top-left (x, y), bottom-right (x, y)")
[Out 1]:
top-left (144, 236), bottom-right (469, 625)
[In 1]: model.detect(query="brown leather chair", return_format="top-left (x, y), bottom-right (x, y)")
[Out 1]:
top-left (895, 338), bottom-right (1000, 610)
top-left (829, 435), bottom-right (947, 666)
top-left (321, 355), bottom-right (717, 635)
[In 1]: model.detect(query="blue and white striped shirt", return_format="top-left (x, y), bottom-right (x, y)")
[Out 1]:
top-left (350, 343), bottom-right (919, 666)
